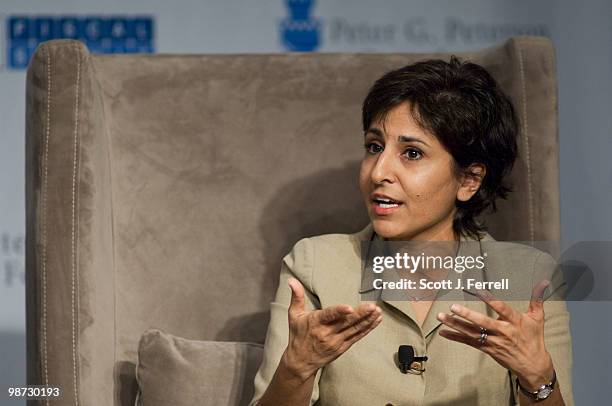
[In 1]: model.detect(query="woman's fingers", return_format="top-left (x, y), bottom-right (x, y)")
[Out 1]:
top-left (287, 278), bottom-right (306, 321)
top-left (446, 303), bottom-right (504, 331)
top-left (528, 279), bottom-right (550, 317)
top-left (331, 303), bottom-right (380, 333)
top-left (436, 312), bottom-right (487, 337)
top-left (317, 304), bottom-right (354, 324)
top-left (338, 306), bottom-right (381, 339)
top-left (438, 328), bottom-right (496, 350)
top-left (325, 303), bottom-right (379, 333)
top-left (473, 289), bottom-right (518, 323)
top-left (288, 299), bottom-right (383, 369)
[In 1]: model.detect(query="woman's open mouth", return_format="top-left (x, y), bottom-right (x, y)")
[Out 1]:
top-left (372, 197), bottom-right (403, 215)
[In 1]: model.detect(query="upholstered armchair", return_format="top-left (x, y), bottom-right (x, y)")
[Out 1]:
top-left (25, 36), bottom-right (560, 405)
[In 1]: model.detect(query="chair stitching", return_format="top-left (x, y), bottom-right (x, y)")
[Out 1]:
top-left (517, 42), bottom-right (535, 242)
top-left (71, 45), bottom-right (82, 406)
top-left (41, 45), bottom-right (52, 406)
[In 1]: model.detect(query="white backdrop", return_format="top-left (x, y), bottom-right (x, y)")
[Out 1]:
top-left (1, 0), bottom-right (610, 404)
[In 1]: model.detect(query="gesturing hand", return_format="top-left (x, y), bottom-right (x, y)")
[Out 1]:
top-left (436, 280), bottom-right (555, 390)
top-left (282, 277), bottom-right (383, 382)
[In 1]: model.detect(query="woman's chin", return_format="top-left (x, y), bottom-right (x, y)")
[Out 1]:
top-left (371, 220), bottom-right (408, 240)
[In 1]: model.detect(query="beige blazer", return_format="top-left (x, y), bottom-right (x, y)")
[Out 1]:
top-left (249, 224), bottom-right (574, 406)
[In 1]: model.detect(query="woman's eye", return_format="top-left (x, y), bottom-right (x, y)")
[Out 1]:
top-left (403, 148), bottom-right (423, 160)
top-left (364, 142), bottom-right (383, 154)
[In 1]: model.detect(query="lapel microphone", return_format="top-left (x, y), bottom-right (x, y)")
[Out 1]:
top-left (398, 345), bottom-right (428, 373)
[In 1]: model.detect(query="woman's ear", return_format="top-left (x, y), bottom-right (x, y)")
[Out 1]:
top-left (457, 163), bottom-right (486, 202)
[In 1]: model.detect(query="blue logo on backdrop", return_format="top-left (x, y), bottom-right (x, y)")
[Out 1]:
top-left (279, 0), bottom-right (321, 51)
top-left (7, 15), bottom-right (155, 69)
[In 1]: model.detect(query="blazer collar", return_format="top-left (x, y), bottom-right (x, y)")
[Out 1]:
top-left (355, 223), bottom-right (494, 338)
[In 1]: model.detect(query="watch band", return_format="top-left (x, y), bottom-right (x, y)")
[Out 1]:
top-left (516, 370), bottom-right (557, 401)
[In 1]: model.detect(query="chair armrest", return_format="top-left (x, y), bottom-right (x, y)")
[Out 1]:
top-left (26, 39), bottom-right (116, 406)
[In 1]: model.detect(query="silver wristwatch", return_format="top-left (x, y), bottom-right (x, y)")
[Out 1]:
top-left (516, 370), bottom-right (556, 401)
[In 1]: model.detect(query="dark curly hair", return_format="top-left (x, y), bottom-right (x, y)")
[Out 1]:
top-left (362, 56), bottom-right (519, 240)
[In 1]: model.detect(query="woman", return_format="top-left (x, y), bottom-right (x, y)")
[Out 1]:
top-left (249, 56), bottom-right (573, 405)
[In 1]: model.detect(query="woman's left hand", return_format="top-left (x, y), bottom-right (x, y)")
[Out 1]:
top-left (436, 279), bottom-right (555, 389)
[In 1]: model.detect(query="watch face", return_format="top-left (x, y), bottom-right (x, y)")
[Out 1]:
top-left (537, 387), bottom-right (553, 399)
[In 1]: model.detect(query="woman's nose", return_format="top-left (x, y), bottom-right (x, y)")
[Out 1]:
top-left (370, 153), bottom-right (395, 184)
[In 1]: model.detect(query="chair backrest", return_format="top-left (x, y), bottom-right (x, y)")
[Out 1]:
top-left (25, 37), bottom-right (560, 405)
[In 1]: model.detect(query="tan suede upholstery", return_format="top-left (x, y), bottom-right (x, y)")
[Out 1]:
top-left (25, 37), bottom-right (560, 405)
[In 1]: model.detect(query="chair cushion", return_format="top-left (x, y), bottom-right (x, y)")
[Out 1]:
top-left (135, 329), bottom-right (263, 406)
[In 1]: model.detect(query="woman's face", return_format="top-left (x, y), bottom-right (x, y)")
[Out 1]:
top-left (359, 101), bottom-right (480, 241)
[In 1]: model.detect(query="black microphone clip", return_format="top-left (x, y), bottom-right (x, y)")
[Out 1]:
top-left (398, 345), bottom-right (428, 374)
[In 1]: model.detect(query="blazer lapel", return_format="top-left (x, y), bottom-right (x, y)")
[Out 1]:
top-left (357, 224), bottom-right (419, 325)
top-left (357, 223), bottom-right (493, 337)
top-left (422, 233), bottom-right (490, 337)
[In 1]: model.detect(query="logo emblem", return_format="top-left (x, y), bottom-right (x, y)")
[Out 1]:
top-left (279, 0), bottom-right (321, 52)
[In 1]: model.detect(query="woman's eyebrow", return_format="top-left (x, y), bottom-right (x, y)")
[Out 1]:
top-left (365, 128), bottom-right (430, 147)
top-left (397, 135), bottom-right (430, 147)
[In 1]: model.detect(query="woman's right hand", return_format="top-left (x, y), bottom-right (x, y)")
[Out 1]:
top-left (281, 277), bottom-right (383, 382)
